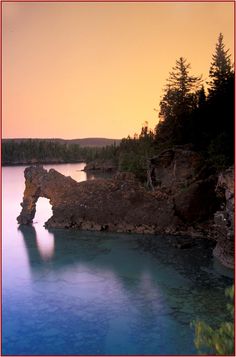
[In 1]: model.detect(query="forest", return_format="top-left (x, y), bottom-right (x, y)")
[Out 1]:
top-left (2, 34), bottom-right (234, 181)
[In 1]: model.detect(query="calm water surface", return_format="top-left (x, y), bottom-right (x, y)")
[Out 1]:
top-left (2, 164), bottom-right (233, 355)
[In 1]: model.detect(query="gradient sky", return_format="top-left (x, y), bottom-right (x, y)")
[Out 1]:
top-left (2, 1), bottom-right (234, 139)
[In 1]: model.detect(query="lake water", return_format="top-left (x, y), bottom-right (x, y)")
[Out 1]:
top-left (2, 164), bottom-right (233, 355)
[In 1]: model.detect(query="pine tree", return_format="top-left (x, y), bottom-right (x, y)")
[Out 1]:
top-left (159, 57), bottom-right (202, 122)
top-left (208, 33), bottom-right (233, 95)
top-left (168, 57), bottom-right (201, 98)
top-left (196, 85), bottom-right (206, 108)
top-left (202, 33), bottom-right (234, 168)
top-left (156, 57), bottom-right (202, 147)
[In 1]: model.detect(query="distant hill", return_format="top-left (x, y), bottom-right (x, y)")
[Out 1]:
top-left (2, 138), bottom-right (121, 147)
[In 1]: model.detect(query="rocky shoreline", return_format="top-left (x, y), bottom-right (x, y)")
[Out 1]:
top-left (17, 148), bottom-right (234, 269)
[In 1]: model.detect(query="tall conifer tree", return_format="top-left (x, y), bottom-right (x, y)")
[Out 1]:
top-left (156, 57), bottom-right (201, 146)
top-left (208, 33), bottom-right (233, 95)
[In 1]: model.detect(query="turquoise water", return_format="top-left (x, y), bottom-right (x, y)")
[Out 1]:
top-left (2, 165), bottom-right (233, 355)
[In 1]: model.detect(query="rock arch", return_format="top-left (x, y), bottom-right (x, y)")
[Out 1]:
top-left (17, 166), bottom-right (78, 225)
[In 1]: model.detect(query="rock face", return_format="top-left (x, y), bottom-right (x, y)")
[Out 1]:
top-left (213, 167), bottom-right (234, 269)
top-left (147, 148), bottom-right (218, 224)
top-left (147, 148), bottom-right (204, 192)
top-left (173, 177), bottom-right (218, 223)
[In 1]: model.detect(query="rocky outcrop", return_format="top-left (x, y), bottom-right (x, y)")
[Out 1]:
top-left (17, 166), bottom-right (182, 234)
top-left (17, 150), bottom-right (234, 269)
top-left (17, 160), bottom-right (217, 237)
top-left (213, 167), bottom-right (234, 269)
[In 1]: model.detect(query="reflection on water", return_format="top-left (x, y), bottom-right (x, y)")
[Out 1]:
top-left (19, 224), bottom-right (55, 262)
top-left (36, 230), bottom-right (55, 261)
top-left (33, 197), bottom-right (55, 261)
top-left (42, 162), bottom-right (88, 182)
top-left (2, 164), bottom-right (234, 355)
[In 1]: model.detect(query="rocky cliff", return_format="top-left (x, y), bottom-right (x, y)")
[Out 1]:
top-left (213, 167), bottom-right (234, 269)
top-left (147, 148), bottom-right (219, 223)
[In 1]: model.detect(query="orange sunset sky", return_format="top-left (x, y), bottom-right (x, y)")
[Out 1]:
top-left (2, 1), bottom-right (234, 139)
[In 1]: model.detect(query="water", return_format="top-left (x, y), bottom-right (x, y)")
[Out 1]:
top-left (2, 164), bottom-right (233, 355)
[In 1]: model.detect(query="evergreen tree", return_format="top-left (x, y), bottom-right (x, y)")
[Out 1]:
top-left (159, 57), bottom-right (202, 120)
top-left (203, 33), bottom-right (234, 167)
top-left (208, 33), bottom-right (233, 95)
top-left (155, 57), bottom-right (202, 147)
top-left (186, 34), bottom-right (234, 168)
top-left (196, 85), bottom-right (206, 108)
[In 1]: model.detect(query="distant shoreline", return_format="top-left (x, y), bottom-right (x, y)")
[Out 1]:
top-left (2, 160), bottom-right (86, 167)
top-left (2, 137), bottom-right (121, 147)
top-left (2, 138), bottom-right (120, 167)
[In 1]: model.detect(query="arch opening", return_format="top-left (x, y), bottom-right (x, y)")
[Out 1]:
top-left (33, 197), bottom-right (53, 226)
top-left (33, 197), bottom-right (54, 261)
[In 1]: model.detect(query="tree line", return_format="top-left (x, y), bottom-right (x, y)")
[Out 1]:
top-left (2, 139), bottom-right (118, 165)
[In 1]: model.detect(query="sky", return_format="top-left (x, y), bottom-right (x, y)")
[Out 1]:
top-left (2, 1), bottom-right (234, 139)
